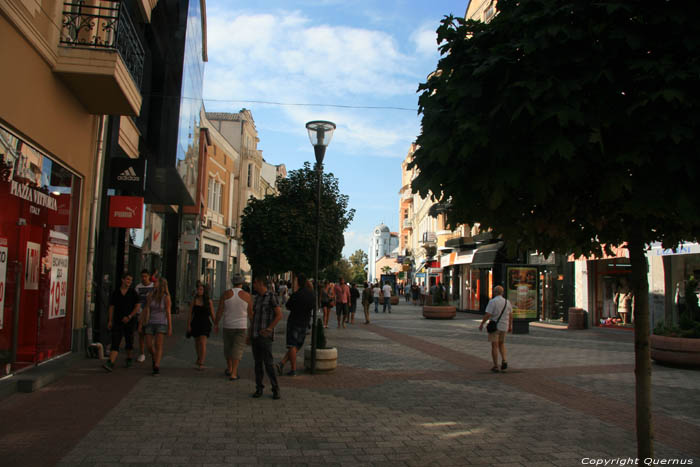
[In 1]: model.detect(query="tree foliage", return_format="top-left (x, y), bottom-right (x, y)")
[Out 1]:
top-left (349, 249), bottom-right (368, 284)
top-left (411, 0), bottom-right (700, 256)
top-left (240, 162), bottom-right (355, 277)
top-left (410, 0), bottom-right (700, 457)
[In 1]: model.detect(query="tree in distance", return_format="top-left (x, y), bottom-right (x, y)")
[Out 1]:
top-left (410, 0), bottom-right (700, 458)
top-left (240, 162), bottom-right (355, 278)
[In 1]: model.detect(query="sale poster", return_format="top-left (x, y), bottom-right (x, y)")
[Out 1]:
top-left (25, 241), bottom-right (40, 290)
top-left (0, 237), bottom-right (7, 330)
top-left (49, 248), bottom-right (69, 319)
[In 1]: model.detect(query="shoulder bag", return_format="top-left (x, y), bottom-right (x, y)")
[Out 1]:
top-left (487, 299), bottom-right (508, 333)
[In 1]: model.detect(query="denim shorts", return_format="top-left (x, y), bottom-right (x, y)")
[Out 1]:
top-left (143, 323), bottom-right (168, 335)
top-left (286, 321), bottom-right (307, 350)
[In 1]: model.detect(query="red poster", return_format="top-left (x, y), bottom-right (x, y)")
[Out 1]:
top-left (108, 196), bottom-right (144, 228)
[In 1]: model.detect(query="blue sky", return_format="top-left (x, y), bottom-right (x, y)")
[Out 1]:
top-left (203, 0), bottom-right (468, 257)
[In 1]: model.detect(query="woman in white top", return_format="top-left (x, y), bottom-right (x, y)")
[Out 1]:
top-left (214, 275), bottom-right (252, 380)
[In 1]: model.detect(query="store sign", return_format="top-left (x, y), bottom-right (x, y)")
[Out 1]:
top-left (9, 180), bottom-right (58, 211)
top-left (0, 237), bottom-right (7, 330)
top-left (49, 245), bottom-right (69, 319)
top-left (506, 266), bottom-right (538, 319)
top-left (108, 196), bottom-right (144, 228)
top-left (109, 158), bottom-right (145, 192)
top-left (151, 213), bottom-right (162, 253)
top-left (182, 234), bottom-right (198, 250)
top-left (202, 240), bottom-right (224, 261)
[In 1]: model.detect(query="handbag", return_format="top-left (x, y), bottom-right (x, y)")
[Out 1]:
top-left (487, 299), bottom-right (508, 333)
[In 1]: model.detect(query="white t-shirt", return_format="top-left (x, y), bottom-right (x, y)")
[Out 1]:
top-left (223, 288), bottom-right (248, 329)
top-left (419, 284), bottom-right (425, 294)
top-left (485, 295), bottom-right (512, 332)
top-left (372, 286), bottom-right (381, 298)
top-left (382, 285), bottom-right (392, 298)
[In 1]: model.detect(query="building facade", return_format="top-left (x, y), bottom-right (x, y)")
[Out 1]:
top-left (368, 224), bottom-right (399, 284)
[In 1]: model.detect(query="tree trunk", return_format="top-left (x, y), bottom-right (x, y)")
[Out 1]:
top-left (628, 236), bottom-right (653, 459)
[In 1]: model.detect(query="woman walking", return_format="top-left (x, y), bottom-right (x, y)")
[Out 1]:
top-left (188, 283), bottom-right (215, 370)
top-left (321, 281), bottom-right (334, 328)
top-left (139, 278), bottom-right (172, 375)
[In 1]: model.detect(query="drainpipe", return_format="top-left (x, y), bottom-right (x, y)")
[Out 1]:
top-left (85, 115), bottom-right (108, 358)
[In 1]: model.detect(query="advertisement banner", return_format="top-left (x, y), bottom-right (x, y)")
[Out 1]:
top-left (49, 246), bottom-right (69, 319)
top-left (151, 213), bottom-right (162, 254)
top-left (506, 266), bottom-right (538, 319)
top-left (0, 237), bottom-right (7, 330)
top-left (25, 241), bottom-right (40, 290)
top-left (108, 196), bottom-right (144, 228)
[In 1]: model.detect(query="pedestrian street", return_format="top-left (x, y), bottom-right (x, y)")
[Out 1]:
top-left (1, 303), bottom-right (699, 467)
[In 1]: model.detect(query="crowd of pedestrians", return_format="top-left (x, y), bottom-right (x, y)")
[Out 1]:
top-left (102, 270), bottom-right (515, 395)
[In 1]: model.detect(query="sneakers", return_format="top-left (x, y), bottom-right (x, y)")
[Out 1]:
top-left (285, 370), bottom-right (297, 377)
top-left (252, 388), bottom-right (263, 398)
top-left (136, 354), bottom-right (146, 363)
top-left (275, 362), bottom-right (284, 376)
top-left (272, 388), bottom-right (281, 400)
top-left (501, 361), bottom-right (508, 372)
top-left (125, 358), bottom-right (133, 368)
top-left (102, 361), bottom-right (114, 372)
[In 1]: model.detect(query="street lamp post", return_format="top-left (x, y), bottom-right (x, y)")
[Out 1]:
top-left (305, 120), bottom-right (336, 374)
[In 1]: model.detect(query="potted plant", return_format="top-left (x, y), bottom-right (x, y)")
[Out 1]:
top-left (423, 283), bottom-right (456, 319)
top-left (304, 318), bottom-right (337, 372)
top-left (651, 276), bottom-right (700, 366)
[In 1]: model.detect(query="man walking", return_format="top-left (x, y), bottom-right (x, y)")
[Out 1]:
top-left (276, 273), bottom-right (314, 376)
top-left (134, 269), bottom-right (155, 363)
top-left (361, 282), bottom-right (372, 324)
top-left (382, 281), bottom-right (392, 313)
top-left (103, 272), bottom-right (140, 372)
top-left (478, 285), bottom-right (513, 373)
top-left (372, 283), bottom-right (381, 313)
top-left (250, 276), bottom-right (283, 399)
top-left (334, 277), bottom-right (350, 328)
top-left (214, 274), bottom-right (251, 380)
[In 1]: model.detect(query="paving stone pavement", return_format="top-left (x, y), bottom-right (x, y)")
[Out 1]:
top-left (1, 303), bottom-right (699, 467)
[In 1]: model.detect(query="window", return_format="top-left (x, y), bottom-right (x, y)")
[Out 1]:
top-left (207, 177), bottom-right (223, 214)
top-left (247, 163), bottom-right (252, 188)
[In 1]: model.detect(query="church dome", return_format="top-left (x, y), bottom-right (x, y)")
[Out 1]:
top-left (373, 224), bottom-right (390, 236)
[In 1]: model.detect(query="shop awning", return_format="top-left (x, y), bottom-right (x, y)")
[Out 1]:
top-left (471, 241), bottom-right (506, 268)
top-left (440, 250), bottom-right (475, 268)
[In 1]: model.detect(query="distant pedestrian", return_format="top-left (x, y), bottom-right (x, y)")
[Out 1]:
top-left (140, 278), bottom-right (173, 376)
top-left (188, 283), bottom-right (215, 370)
top-left (279, 280), bottom-right (289, 306)
top-left (478, 285), bottom-right (513, 373)
top-left (372, 283), bottom-right (381, 313)
top-left (382, 281), bottom-right (392, 313)
top-left (321, 281), bottom-right (333, 328)
top-left (361, 282), bottom-right (372, 324)
top-left (349, 283), bottom-right (360, 324)
top-left (103, 272), bottom-right (140, 372)
top-left (214, 274), bottom-right (252, 380)
top-left (276, 273), bottom-right (314, 376)
top-left (134, 269), bottom-right (155, 363)
top-left (334, 278), bottom-right (350, 328)
top-left (150, 268), bottom-right (159, 284)
top-left (419, 283), bottom-right (426, 306)
top-left (411, 283), bottom-right (420, 306)
top-left (250, 276), bottom-right (282, 399)
top-left (404, 283), bottom-right (411, 303)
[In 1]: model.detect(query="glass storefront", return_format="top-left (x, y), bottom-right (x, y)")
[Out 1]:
top-left (0, 124), bottom-right (81, 366)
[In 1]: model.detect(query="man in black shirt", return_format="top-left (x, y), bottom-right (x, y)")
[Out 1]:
top-left (276, 273), bottom-right (314, 377)
top-left (103, 272), bottom-right (140, 372)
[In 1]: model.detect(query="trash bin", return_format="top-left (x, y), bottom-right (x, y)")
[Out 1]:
top-left (567, 308), bottom-right (587, 330)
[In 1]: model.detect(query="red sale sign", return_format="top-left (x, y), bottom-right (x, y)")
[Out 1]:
top-left (108, 196), bottom-right (144, 228)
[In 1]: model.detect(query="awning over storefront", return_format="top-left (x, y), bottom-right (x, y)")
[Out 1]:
top-left (471, 241), bottom-right (506, 268)
top-left (440, 250), bottom-right (475, 268)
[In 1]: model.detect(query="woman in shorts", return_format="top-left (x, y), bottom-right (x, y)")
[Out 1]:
top-left (139, 278), bottom-right (172, 375)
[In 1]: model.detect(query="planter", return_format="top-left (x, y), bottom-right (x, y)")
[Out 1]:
top-left (650, 334), bottom-right (700, 366)
top-left (304, 346), bottom-right (338, 372)
top-left (422, 305), bottom-right (456, 320)
top-left (378, 296), bottom-right (399, 305)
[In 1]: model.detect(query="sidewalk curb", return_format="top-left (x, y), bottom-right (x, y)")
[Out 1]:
top-left (0, 352), bottom-right (87, 400)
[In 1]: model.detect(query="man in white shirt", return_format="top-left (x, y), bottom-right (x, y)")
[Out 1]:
top-left (372, 283), bottom-right (381, 313)
top-left (134, 269), bottom-right (155, 363)
top-left (478, 285), bottom-right (513, 372)
top-left (382, 282), bottom-right (392, 313)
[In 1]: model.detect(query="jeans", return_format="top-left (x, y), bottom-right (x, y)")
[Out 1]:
top-left (252, 336), bottom-right (279, 390)
top-left (374, 299), bottom-right (379, 313)
top-left (383, 298), bottom-right (391, 313)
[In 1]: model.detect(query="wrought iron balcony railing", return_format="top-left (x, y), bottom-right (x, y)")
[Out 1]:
top-left (60, 1), bottom-right (144, 87)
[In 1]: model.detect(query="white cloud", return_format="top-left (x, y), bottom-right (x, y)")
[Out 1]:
top-left (411, 24), bottom-right (439, 57)
top-left (343, 230), bottom-right (368, 258)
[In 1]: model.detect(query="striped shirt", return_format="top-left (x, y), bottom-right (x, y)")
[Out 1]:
top-left (252, 291), bottom-right (279, 339)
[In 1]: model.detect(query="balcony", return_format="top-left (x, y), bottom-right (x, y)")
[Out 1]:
top-left (402, 219), bottom-right (413, 230)
top-left (53, 1), bottom-right (144, 116)
top-left (421, 231), bottom-right (437, 245)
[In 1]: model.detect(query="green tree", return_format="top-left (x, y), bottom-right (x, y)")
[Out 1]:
top-left (320, 258), bottom-right (353, 282)
top-left (240, 162), bottom-right (355, 277)
top-left (349, 249), bottom-right (368, 284)
top-left (410, 1), bottom-right (700, 457)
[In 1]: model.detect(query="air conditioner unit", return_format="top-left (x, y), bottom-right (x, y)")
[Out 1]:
top-left (201, 215), bottom-right (208, 227)
top-left (205, 219), bottom-right (213, 229)
top-left (225, 227), bottom-right (235, 237)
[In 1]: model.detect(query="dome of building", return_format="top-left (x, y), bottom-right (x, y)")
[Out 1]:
top-left (373, 224), bottom-right (390, 235)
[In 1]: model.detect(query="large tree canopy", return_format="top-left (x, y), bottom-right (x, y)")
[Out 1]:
top-left (240, 162), bottom-right (355, 277)
top-left (410, 0), bottom-right (700, 458)
top-left (411, 0), bottom-right (700, 257)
